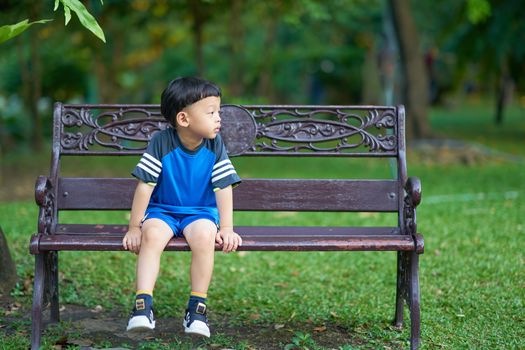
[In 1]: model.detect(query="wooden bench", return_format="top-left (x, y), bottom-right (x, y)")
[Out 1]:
top-left (30, 103), bottom-right (424, 349)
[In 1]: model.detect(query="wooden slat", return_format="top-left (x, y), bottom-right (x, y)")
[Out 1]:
top-left (32, 232), bottom-right (414, 252)
top-left (57, 178), bottom-right (399, 212)
top-left (55, 224), bottom-right (400, 236)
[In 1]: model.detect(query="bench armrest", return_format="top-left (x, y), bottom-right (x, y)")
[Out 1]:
top-left (35, 176), bottom-right (55, 236)
top-left (404, 176), bottom-right (422, 207)
top-left (403, 177), bottom-right (423, 253)
top-left (35, 176), bottom-right (53, 206)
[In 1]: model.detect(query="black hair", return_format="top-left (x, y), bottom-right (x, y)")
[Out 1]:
top-left (160, 77), bottom-right (222, 127)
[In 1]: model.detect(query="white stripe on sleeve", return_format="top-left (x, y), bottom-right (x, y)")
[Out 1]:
top-left (212, 164), bottom-right (234, 177)
top-left (137, 163), bottom-right (159, 178)
top-left (213, 159), bottom-right (231, 170)
top-left (139, 157), bottom-right (162, 173)
top-left (212, 169), bottom-right (237, 183)
top-left (143, 153), bottom-right (162, 168)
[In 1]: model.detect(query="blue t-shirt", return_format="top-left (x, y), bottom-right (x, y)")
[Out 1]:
top-left (131, 128), bottom-right (241, 219)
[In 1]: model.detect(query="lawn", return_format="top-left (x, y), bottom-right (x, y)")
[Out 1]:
top-left (0, 101), bottom-right (524, 349)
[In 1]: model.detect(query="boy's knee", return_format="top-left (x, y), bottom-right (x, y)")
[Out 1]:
top-left (142, 226), bottom-right (164, 245)
top-left (186, 221), bottom-right (217, 247)
top-left (193, 229), bottom-right (215, 243)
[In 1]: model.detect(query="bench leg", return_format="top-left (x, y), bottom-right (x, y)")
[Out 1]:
top-left (393, 251), bottom-right (421, 349)
top-left (31, 254), bottom-right (45, 350)
top-left (393, 251), bottom-right (405, 328)
top-left (408, 251), bottom-right (421, 350)
top-left (46, 251), bottom-right (60, 323)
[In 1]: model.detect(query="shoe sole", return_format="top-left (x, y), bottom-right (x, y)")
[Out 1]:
top-left (183, 320), bottom-right (210, 338)
top-left (127, 316), bottom-right (155, 332)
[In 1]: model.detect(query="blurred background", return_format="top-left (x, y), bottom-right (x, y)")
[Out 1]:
top-left (1, 0), bottom-right (523, 154)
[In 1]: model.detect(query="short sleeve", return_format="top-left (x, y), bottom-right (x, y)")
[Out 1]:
top-left (131, 133), bottom-right (163, 184)
top-left (211, 135), bottom-right (241, 191)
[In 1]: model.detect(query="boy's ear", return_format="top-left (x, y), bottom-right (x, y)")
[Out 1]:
top-left (176, 111), bottom-right (189, 127)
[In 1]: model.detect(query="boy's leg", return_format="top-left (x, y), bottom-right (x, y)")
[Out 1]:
top-left (183, 219), bottom-right (217, 294)
top-left (136, 218), bottom-right (173, 292)
top-left (182, 218), bottom-right (217, 337)
top-left (127, 218), bottom-right (173, 332)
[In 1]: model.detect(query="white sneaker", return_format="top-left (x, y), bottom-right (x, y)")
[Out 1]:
top-left (183, 302), bottom-right (210, 337)
top-left (126, 297), bottom-right (155, 332)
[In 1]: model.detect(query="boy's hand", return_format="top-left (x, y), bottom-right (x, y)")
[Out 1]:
top-left (123, 227), bottom-right (142, 254)
top-left (215, 227), bottom-right (242, 253)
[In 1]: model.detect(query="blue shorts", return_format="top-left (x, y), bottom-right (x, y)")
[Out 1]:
top-left (141, 212), bottom-right (218, 238)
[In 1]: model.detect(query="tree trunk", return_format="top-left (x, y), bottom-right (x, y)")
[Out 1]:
top-left (389, 0), bottom-right (431, 139)
top-left (495, 60), bottom-right (511, 125)
top-left (228, 0), bottom-right (244, 97)
top-left (91, 16), bottom-right (122, 103)
top-left (20, 2), bottom-right (43, 150)
top-left (0, 226), bottom-right (17, 295)
top-left (191, 0), bottom-right (205, 76)
top-left (256, 4), bottom-right (280, 101)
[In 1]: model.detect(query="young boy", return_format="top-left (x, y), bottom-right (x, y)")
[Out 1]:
top-left (122, 77), bottom-right (242, 338)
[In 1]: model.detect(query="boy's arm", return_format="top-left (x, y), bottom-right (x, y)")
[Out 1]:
top-left (215, 185), bottom-right (242, 253)
top-left (123, 180), bottom-right (154, 253)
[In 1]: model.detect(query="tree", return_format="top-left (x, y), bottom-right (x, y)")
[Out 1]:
top-left (457, 0), bottom-right (525, 124)
top-left (413, 0), bottom-right (525, 124)
top-left (388, 0), bottom-right (432, 139)
top-left (1, 0), bottom-right (105, 150)
top-left (0, 226), bottom-right (16, 296)
top-left (0, 0), bottom-right (105, 294)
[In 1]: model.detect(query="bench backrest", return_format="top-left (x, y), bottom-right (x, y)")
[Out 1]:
top-left (46, 103), bottom-right (408, 227)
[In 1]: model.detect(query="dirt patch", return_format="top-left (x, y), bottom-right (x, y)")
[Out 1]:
top-left (409, 138), bottom-right (523, 165)
top-left (1, 301), bottom-right (403, 349)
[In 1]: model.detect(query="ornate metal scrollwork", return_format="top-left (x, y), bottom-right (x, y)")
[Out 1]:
top-left (59, 105), bottom-right (398, 155)
top-left (252, 107), bottom-right (397, 154)
top-left (61, 107), bottom-right (167, 151)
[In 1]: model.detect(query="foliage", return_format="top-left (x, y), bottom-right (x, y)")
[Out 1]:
top-left (416, 0), bottom-right (525, 90)
top-left (53, 0), bottom-right (106, 42)
top-left (0, 0), bottom-right (105, 44)
top-left (285, 332), bottom-right (322, 350)
top-left (1, 1), bottom-right (524, 150)
top-left (0, 19), bottom-right (51, 44)
top-left (466, 0), bottom-right (491, 24)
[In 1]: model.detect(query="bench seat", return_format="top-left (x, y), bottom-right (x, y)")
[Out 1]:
top-left (31, 225), bottom-right (421, 252)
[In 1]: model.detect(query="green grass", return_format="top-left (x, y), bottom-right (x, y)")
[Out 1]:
top-left (429, 100), bottom-right (525, 155)
top-left (1, 101), bottom-right (524, 349)
top-left (1, 161), bottom-right (524, 349)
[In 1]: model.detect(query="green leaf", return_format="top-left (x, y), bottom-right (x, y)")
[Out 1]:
top-left (54, 0), bottom-right (60, 11)
top-left (64, 5), bottom-right (72, 26)
top-left (467, 0), bottom-right (491, 24)
top-left (0, 19), bottom-right (52, 45)
top-left (60, 0), bottom-right (106, 42)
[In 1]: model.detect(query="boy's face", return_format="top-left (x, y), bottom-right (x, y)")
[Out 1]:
top-left (180, 96), bottom-right (222, 139)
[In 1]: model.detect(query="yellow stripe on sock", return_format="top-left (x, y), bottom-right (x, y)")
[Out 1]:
top-left (190, 291), bottom-right (207, 299)
top-left (136, 290), bottom-right (153, 296)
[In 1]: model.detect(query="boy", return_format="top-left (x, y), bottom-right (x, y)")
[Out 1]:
top-left (122, 77), bottom-right (242, 338)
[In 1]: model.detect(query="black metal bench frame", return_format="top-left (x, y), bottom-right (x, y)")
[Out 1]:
top-left (30, 103), bottom-right (423, 349)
